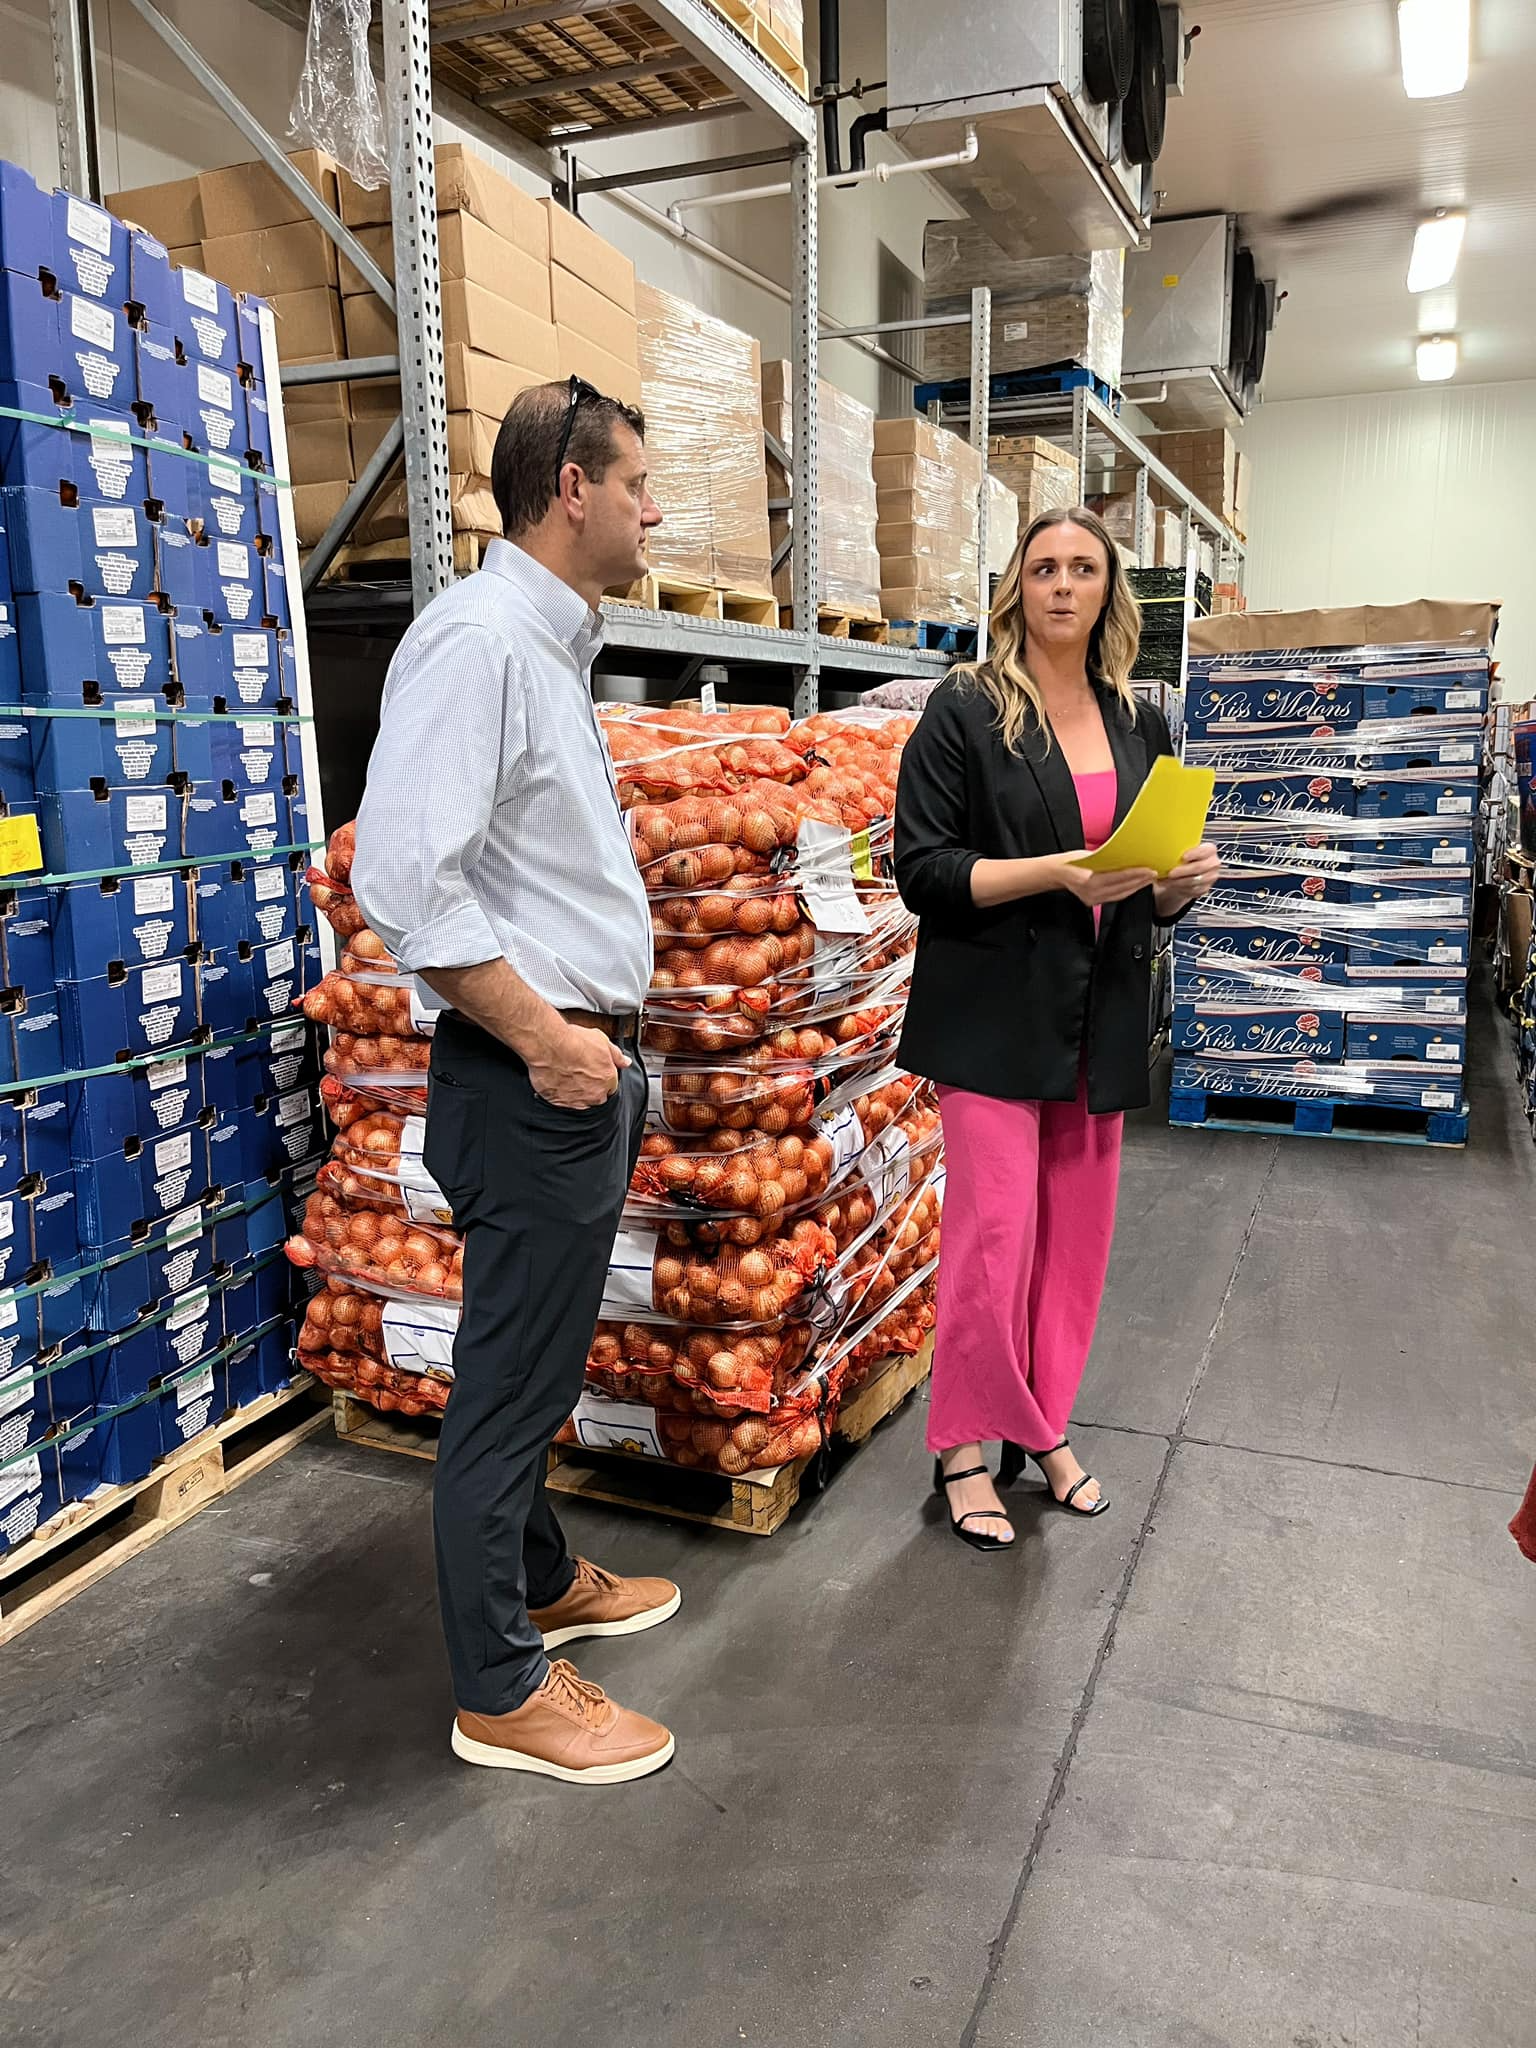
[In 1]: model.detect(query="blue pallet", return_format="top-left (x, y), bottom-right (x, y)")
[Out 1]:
top-left (913, 359), bottom-right (1122, 414)
top-left (886, 619), bottom-right (978, 656)
top-left (1169, 1085), bottom-right (1469, 1147)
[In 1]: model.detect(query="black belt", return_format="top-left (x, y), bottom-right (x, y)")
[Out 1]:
top-left (559, 1008), bottom-right (640, 1043)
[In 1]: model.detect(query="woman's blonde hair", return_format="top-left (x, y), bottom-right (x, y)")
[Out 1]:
top-left (957, 505), bottom-right (1142, 753)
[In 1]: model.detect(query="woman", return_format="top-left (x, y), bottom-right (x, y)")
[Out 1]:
top-left (894, 507), bottom-right (1218, 1549)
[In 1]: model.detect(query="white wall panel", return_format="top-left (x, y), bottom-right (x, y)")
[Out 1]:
top-left (1241, 381), bottom-right (1536, 690)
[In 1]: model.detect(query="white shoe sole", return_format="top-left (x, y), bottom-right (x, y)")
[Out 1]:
top-left (450, 1721), bottom-right (675, 1783)
top-left (539, 1586), bottom-right (682, 1651)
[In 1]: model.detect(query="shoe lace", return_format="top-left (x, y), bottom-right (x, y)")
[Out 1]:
top-left (546, 1659), bottom-right (610, 1727)
top-left (574, 1557), bottom-right (622, 1594)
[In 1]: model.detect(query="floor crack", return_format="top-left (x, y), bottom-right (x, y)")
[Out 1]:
top-left (957, 1145), bottom-right (1279, 2048)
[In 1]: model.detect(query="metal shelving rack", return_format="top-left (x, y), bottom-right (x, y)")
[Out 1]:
top-left (49, 0), bottom-right (955, 716)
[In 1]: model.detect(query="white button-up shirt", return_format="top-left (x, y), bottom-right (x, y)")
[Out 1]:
top-left (352, 540), bottom-right (653, 1014)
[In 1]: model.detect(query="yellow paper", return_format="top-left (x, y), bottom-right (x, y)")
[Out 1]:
top-left (0, 814), bottom-right (44, 877)
top-left (1071, 757), bottom-right (1214, 876)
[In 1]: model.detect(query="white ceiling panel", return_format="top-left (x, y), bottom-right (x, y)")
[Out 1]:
top-left (1153, 0), bottom-right (1536, 399)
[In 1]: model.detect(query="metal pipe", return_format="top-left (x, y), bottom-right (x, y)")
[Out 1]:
top-left (592, 178), bottom-right (921, 380)
top-left (574, 146), bottom-right (796, 197)
top-left (818, 312), bottom-right (967, 339)
top-left (301, 415), bottom-right (405, 593)
top-left (845, 105), bottom-right (886, 174)
top-left (280, 354), bottom-right (400, 387)
top-left (123, 0), bottom-right (398, 311)
top-left (819, 0), bottom-right (841, 174)
top-left (668, 125), bottom-right (977, 221)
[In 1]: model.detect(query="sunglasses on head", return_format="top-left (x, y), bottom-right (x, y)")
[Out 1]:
top-left (553, 374), bottom-right (604, 494)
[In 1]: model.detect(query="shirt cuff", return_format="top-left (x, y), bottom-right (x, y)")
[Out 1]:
top-left (392, 902), bottom-right (505, 975)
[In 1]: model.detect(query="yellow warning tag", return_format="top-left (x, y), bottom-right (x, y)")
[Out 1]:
top-left (1163, 273), bottom-right (1181, 288)
top-left (0, 814), bottom-right (44, 876)
top-left (850, 828), bottom-right (873, 881)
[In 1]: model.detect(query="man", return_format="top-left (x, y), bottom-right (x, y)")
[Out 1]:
top-left (352, 379), bottom-right (678, 1785)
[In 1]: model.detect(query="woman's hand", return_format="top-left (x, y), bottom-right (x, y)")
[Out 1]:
top-left (1053, 853), bottom-right (1159, 908)
top-left (1153, 843), bottom-right (1221, 918)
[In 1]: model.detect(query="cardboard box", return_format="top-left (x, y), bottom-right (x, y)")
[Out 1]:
top-left (345, 278), bottom-right (559, 379)
top-left (550, 264), bottom-right (638, 366)
top-left (265, 286), bottom-right (349, 359)
top-left (349, 414), bottom-right (398, 473)
top-left (1188, 600), bottom-right (1500, 658)
top-left (343, 212), bottom-right (551, 316)
top-left (340, 144), bottom-right (550, 266)
top-left (197, 150), bottom-right (340, 241)
top-left (1152, 508), bottom-right (1185, 568)
top-left (541, 199), bottom-right (636, 314)
top-left (444, 342), bottom-right (550, 418)
top-left (446, 412), bottom-right (502, 477)
top-left (285, 417), bottom-right (354, 489)
top-left (555, 327), bottom-right (642, 408)
top-left (762, 362), bottom-right (878, 614)
top-left (107, 175), bottom-right (204, 249)
top-left (201, 220), bottom-right (341, 298)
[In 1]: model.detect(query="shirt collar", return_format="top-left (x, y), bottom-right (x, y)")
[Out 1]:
top-left (484, 538), bottom-right (605, 659)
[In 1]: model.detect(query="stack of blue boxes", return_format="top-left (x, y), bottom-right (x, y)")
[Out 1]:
top-left (0, 162), bottom-right (324, 1554)
top-left (1169, 607), bottom-right (1495, 1143)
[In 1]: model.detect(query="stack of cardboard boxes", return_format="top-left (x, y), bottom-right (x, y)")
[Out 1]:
top-left (872, 415), bottom-right (985, 627)
top-left (632, 282), bottom-right (772, 599)
top-left (920, 221), bottom-right (1125, 392)
top-left (1145, 427), bottom-right (1250, 535)
top-left (987, 433), bottom-right (1080, 527)
top-left (761, 362), bottom-right (880, 618)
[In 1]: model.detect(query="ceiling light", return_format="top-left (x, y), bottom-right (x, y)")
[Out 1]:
top-left (1416, 335), bottom-right (1459, 381)
top-left (1398, 0), bottom-right (1471, 99)
top-left (1408, 210), bottom-right (1467, 291)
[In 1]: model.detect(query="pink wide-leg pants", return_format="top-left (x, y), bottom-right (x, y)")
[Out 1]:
top-left (928, 1082), bottom-right (1123, 1454)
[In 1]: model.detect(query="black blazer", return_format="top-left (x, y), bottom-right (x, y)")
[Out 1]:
top-left (894, 676), bottom-right (1176, 1113)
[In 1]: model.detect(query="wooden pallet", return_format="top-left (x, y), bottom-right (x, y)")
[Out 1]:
top-left (609, 571), bottom-right (778, 626)
top-left (785, 605), bottom-right (889, 643)
top-left (331, 1340), bottom-right (933, 1536)
top-left (0, 1378), bottom-right (331, 1645)
top-left (704, 0), bottom-right (809, 96)
top-left (326, 532), bottom-right (492, 580)
top-left (1169, 1086), bottom-right (1470, 1147)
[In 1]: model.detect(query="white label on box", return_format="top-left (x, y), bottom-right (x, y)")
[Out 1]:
top-left (93, 506), bottom-right (138, 548)
top-left (271, 1021), bottom-right (306, 1055)
top-left (141, 961), bottom-right (183, 1003)
top-left (382, 1296), bottom-right (459, 1377)
top-left (1421, 1089), bottom-right (1457, 1110)
top-left (0, 1453), bottom-right (41, 1517)
top-left (150, 1055), bottom-right (189, 1094)
top-left (603, 1229), bottom-right (658, 1316)
top-left (796, 820), bottom-right (871, 935)
top-left (1426, 995), bottom-right (1460, 1016)
top-left (166, 1204), bottom-right (203, 1250)
top-left (181, 268), bottom-right (220, 314)
top-left (275, 1087), bottom-right (310, 1128)
top-left (815, 1100), bottom-right (865, 1180)
top-left (1427, 944), bottom-right (1461, 964)
top-left (408, 988), bottom-right (441, 1036)
top-left (115, 698), bottom-right (155, 738)
top-left (232, 632), bottom-right (268, 669)
top-left (0, 1294), bottom-right (19, 1339)
top-left (67, 196), bottom-right (114, 254)
top-left (241, 719), bottom-right (276, 750)
top-left (208, 461), bottom-right (242, 497)
top-left (176, 1364), bottom-right (216, 1411)
top-left (154, 1130), bottom-right (195, 1176)
top-left (0, 1202), bottom-right (13, 1246)
top-left (70, 294), bottom-right (116, 349)
top-left (698, 680), bottom-right (718, 714)
top-left (1431, 846), bottom-right (1462, 865)
top-left (197, 364), bottom-right (234, 409)
top-left (1003, 320), bottom-right (1030, 341)
top-left (133, 872), bottom-right (176, 916)
top-left (102, 605), bottom-right (146, 645)
top-left (264, 941), bottom-right (296, 979)
top-left (125, 792), bottom-right (168, 832)
top-left (1441, 743), bottom-right (1476, 763)
top-left (1446, 688), bottom-right (1479, 708)
top-left (243, 791), bottom-right (279, 828)
top-left (167, 1286), bottom-right (211, 1332)
top-left (571, 1391), bottom-right (663, 1460)
top-left (1425, 1042), bottom-right (1460, 1062)
top-left (254, 865), bottom-right (286, 903)
top-left (217, 542), bottom-right (250, 580)
top-left (863, 1125), bottom-right (912, 1211)
top-left (1437, 795), bottom-right (1473, 815)
top-left (397, 1115), bottom-right (454, 1225)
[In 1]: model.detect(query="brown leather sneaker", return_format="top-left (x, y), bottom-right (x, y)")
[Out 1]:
top-left (451, 1661), bottom-right (674, 1783)
top-left (528, 1556), bottom-right (681, 1651)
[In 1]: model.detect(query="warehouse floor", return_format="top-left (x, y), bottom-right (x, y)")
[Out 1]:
top-left (4, 988), bottom-right (1533, 2048)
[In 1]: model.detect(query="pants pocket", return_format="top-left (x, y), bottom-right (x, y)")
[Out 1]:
top-left (423, 1071), bottom-right (487, 1212)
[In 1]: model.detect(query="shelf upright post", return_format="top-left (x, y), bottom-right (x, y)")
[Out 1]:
top-left (1133, 458), bottom-right (1150, 568)
top-left (49, 0), bottom-right (101, 199)
top-left (969, 284), bottom-right (991, 661)
top-left (383, 0), bottom-right (456, 612)
top-left (789, 139), bottom-right (820, 717)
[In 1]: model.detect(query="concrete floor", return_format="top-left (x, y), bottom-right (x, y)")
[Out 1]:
top-left (4, 996), bottom-right (1534, 2048)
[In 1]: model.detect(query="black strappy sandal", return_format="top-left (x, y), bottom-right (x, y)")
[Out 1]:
top-left (932, 1457), bottom-right (1015, 1551)
top-left (999, 1438), bottom-right (1110, 1517)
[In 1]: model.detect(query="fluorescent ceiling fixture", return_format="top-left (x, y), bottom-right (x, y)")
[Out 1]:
top-left (1398, 0), bottom-right (1471, 99)
top-left (1408, 210), bottom-right (1467, 291)
top-left (1416, 335), bottom-right (1459, 381)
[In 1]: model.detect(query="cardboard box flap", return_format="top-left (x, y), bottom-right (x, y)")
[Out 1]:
top-left (1188, 600), bottom-right (1500, 657)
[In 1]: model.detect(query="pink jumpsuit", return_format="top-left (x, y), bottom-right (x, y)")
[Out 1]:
top-left (928, 771), bottom-right (1125, 1456)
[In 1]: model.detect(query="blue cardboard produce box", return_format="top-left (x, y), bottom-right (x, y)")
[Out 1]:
top-left (58, 953), bottom-right (200, 1065)
top-left (0, 1441), bottom-right (62, 1554)
top-left (50, 188), bottom-right (130, 302)
top-left (48, 869), bottom-right (194, 977)
top-left (28, 1169), bottom-right (80, 1276)
top-left (1358, 665), bottom-right (1487, 718)
top-left (1346, 924), bottom-right (1468, 968)
top-left (243, 377), bottom-right (275, 473)
top-left (220, 1253), bottom-right (297, 1347)
top-left (0, 983), bottom-right (67, 1086)
top-left (1175, 923), bottom-right (1347, 975)
top-left (16, 591), bottom-right (175, 703)
top-left (17, 1083), bottom-right (71, 1189)
top-left (159, 1350), bottom-right (223, 1457)
top-left (237, 1017), bottom-right (318, 1103)
top-left (212, 713), bottom-right (285, 790)
top-left (74, 1111), bottom-right (214, 1243)
top-left (193, 456), bottom-right (267, 546)
top-left (0, 384), bottom-right (149, 505)
top-left (221, 625), bottom-right (292, 708)
top-left (36, 781), bottom-right (179, 872)
top-left (133, 321), bottom-right (188, 442)
top-left (1363, 733), bottom-right (1480, 772)
top-left (236, 298), bottom-right (268, 379)
top-left (242, 1082), bottom-right (325, 1182)
top-left (8, 697), bottom-right (176, 794)
top-left (194, 854), bottom-right (300, 954)
top-left (1344, 1014), bottom-right (1465, 1065)
top-left (200, 536), bottom-right (263, 627)
top-left (1352, 825), bottom-right (1474, 868)
top-left (261, 546), bottom-right (291, 630)
top-left (0, 1096), bottom-right (22, 1196)
top-left (1353, 774), bottom-right (1478, 821)
top-left (65, 1053), bottom-right (205, 1154)
top-left (80, 1205), bottom-right (214, 1330)
top-left (0, 1183), bottom-right (31, 1284)
top-left (54, 1338), bottom-right (164, 1497)
top-left (1184, 671), bottom-right (1361, 736)
top-left (188, 783), bottom-right (286, 861)
top-left (1346, 873), bottom-right (1473, 918)
top-left (151, 518), bottom-right (204, 611)
top-left (173, 267), bottom-right (239, 373)
top-left (201, 930), bottom-right (308, 1031)
top-left (1, 486), bottom-right (158, 601)
top-left (184, 360), bottom-right (243, 457)
top-left (0, 275), bottom-right (135, 409)
top-left (1209, 772), bottom-right (1356, 820)
top-left (123, 227), bottom-right (175, 327)
top-left (169, 614), bottom-right (223, 706)
top-left (1172, 1002), bottom-right (1346, 1061)
top-left (224, 1324), bottom-right (296, 1411)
